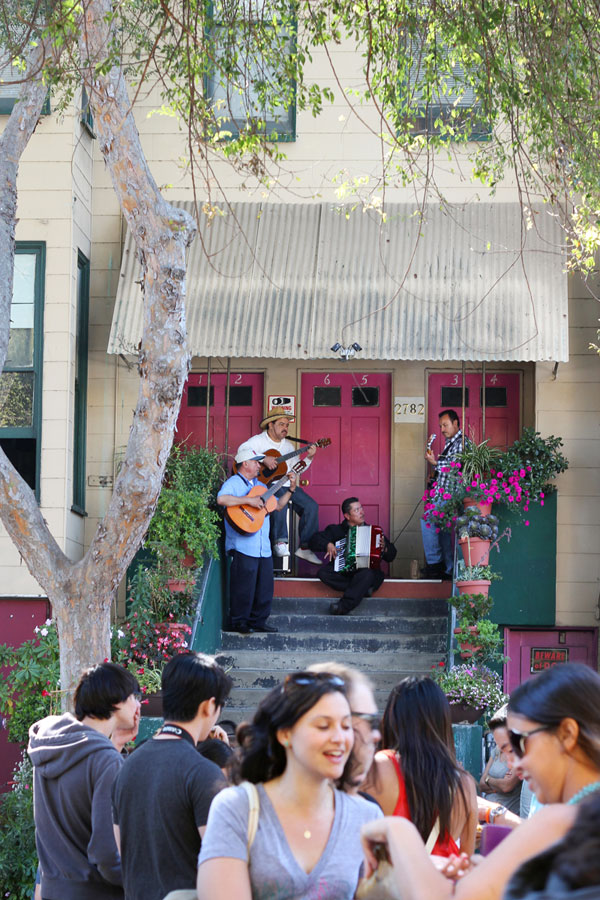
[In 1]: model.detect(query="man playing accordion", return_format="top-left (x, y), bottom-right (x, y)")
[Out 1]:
top-left (308, 497), bottom-right (397, 615)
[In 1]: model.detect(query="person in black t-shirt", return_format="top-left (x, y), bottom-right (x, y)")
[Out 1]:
top-left (111, 652), bottom-right (232, 900)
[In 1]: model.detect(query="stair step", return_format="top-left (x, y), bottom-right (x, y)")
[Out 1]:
top-left (220, 630), bottom-right (445, 654)
top-left (216, 648), bottom-right (445, 672)
top-left (221, 668), bottom-right (437, 693)
top-left (259, 613), bottom-right (447, 634)
top-left (274, 578), bottom-right (452, 600)
top-left (270, 596), bottom-right (449, 616)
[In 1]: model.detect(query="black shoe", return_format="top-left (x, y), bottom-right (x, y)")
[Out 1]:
top-left (442, 570), bottom-right (453, 581)
top-left (329, 601), bottom-right (347, 615)
top-left (227, 623), bottom-right (254, 634)
top-left (252, 624), bottom-right (278, 633)
top-left (420, 563), bottom-right (443, 579)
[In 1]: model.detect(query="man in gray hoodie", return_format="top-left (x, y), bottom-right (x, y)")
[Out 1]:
top-left (27, 661), bottom-right (140, 900)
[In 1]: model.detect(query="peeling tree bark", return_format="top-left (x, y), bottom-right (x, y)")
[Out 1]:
top-left (0, 4), bottom-right (197, 702)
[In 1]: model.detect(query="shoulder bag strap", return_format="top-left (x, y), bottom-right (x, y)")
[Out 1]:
top-left (424, 816), bottom-right (440, 855)
top-left (241, 781), bottom-right (260, 857)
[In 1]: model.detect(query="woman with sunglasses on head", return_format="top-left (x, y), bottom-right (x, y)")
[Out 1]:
top-left (308, 662), bottom-right (382, 798)
top-left (360, 662), bottom-right (600, 900)
top-left (363, 675), bottom-right (477, 857)
top-left (197, 671), bottom-right (382, 900)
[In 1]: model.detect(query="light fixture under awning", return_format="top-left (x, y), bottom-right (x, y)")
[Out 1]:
top-left (108, 201), bottom-right (568, 362)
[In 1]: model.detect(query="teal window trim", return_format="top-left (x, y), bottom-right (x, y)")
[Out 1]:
top-left (205, 1), bottom-right (297, 142)
top-left (72, 250), bottom-right (89, 516)
top-left (80, 86), bottom-right (95, 137)
top-left (1, 241), bottom-right (45, 499)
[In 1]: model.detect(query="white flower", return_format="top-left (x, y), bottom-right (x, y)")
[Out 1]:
top-left (40, 628), bottom-right (48, 637)
top-left (117, 630), bottom-right (125, 639)
top-left (44, 618), bottom-right (52, 627)
top-left (34, 626), bottom-right (39, 634)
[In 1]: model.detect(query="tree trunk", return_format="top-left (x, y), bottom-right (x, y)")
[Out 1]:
top-left (0, 4), bottom-right (197, 703)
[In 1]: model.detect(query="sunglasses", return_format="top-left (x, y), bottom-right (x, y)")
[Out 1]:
top-left (284, 672), bottom-right (346, 689)
top-left (508, 725), bottom-right (553, 758)
top-left (351, 711), bottom-right (381, 731)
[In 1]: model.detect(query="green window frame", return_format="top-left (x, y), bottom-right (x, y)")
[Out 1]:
top-left (72, 251), bottom-right (89, 515)
top-left (80, 86), bottom-right (95, 137)
top-left (0, 242), bottom-right (45, 498)
top-left (401, 39), bottom-right (491, 142)
top-left (205, 1), bottom-right (296, 142)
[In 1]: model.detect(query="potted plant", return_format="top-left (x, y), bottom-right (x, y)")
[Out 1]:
top-left (432, 662), bottom-right (508, 724)
top-left (453, 617), bottom-right (505, 663)
top-left (455, 510), bottom-right (499, 566)
top-left (147, 443), bottom-right (225, 568)
top-left (495, 428), bottom-right (569, 509)
top-left (455, 562), bottom-right (501, 598)
top-left (458, 439), bottom-right (502, 513)
top-left (448, 592), bottom-right (493, 625)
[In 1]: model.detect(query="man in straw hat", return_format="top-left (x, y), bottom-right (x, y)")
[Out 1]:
top-left (217, 443), bottom-right (297, 634)
top-left (247, 411), bottom-right (321, 565)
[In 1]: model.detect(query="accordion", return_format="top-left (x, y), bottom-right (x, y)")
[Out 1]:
top-left (334, 525), bottom-right (384, 573)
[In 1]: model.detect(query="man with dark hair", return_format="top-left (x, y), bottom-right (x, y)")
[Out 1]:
top-left (309, 497), bottom-right (396, 615)
top-left (421, 408), bottom-right (466, 579)
top-left (112, 652), bottom-right (233, 900)
top-left (27, 661), bottom-right (140, 900)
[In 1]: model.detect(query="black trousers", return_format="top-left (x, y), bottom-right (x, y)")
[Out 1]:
top-left (229, 550), bottom-right (273, 628)
top-left (317, 563), bottom-right (384, 613)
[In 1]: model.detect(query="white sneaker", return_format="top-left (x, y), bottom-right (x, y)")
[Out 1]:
top-left (295, 548), bottom-right (321, 565)
top-left (274, 541), bottom-right (289, 557)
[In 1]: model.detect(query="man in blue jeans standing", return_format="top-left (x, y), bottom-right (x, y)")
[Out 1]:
top-left (217, 444), bottom-right (297, 634)
top-left (420, 408), bottom-right (466, 579)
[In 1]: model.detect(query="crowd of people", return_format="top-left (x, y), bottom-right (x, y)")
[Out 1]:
top-left (26, 655), bottom-right (600, 900)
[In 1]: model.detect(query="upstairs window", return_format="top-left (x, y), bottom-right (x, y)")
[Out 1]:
top-left (401, 36), bottom-right (490, 141)
top-left (0, 57), bottom-right (50, 115)
top-left (206, 0), bottom-right (296, 141)
top-left (0, 243), bottom-right (45, 496)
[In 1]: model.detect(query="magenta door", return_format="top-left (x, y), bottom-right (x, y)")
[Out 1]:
top-left (504, 628), bottom-right (599, 693)
top-left (175, 372), bottom-right (264, 462)
top-left (427, 372), bottom-right (520, 449)
top-left (300, 372), bottom-right (391, 535)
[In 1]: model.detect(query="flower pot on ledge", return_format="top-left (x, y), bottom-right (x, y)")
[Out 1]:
top-left (459, 538), bottom-right (491, 568)
top-left (455, 579), bottom-right (491, 598)
top-left (454, 625), bottom-right (482, 659)
top-left (449, 703), bottom-right (485, 725)
top-left (463, 498), bottom-right (493, 516)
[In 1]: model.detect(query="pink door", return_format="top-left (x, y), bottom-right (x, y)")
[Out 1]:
top-left (175, 372), bottom-right (264, 463)
top-left (427, 372), bottom-right (520, 449)
top-left (300, 372), bottom-right (391, 536)
top-left (504, 628), bottom-right (599, 693)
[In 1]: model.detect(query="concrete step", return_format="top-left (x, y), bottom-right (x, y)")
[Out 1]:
top-left (270, 596), bottom-right (449, 617)
top-left (221, 666), bottom-right (438, 693)
top-left (274, 578), bottom-right (452, 600)
top-left (216, 648), bottom-right (445, 672)
top-left (259, 613), bottom-right (447, 635)
top-left (219, 630), bottom-right (446, 654)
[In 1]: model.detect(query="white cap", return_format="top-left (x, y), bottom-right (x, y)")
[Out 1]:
top-left (235, 444), bottom-right (266, 464)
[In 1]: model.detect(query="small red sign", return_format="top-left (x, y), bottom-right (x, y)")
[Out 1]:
top-left (530, 647), bottom-right (569, 673)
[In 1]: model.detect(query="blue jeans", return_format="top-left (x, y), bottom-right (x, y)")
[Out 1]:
top-left (421, 500), bottom-right (454, 573)
top-left (270, 486), bottom-right (319, 548)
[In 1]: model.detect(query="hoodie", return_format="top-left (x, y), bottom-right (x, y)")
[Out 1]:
top-left (28, 713), bottom-right (124, 900)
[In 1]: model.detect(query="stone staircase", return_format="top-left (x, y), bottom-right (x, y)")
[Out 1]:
top-left (217, 578), bottom-right (452, 724)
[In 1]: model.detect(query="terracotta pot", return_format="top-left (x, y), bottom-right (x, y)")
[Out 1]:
top-left (459, 537), bottom-right (491, 567)
top-left (463, 498), bottom-right (493, 516)
top-left (455, 578), bottom-right (491, 597)
top-left (166, 578), bottom-right (192, 593)
top-left (449, 703), bottom-right (485, 725)
top-left (454, 625), bottom-right (482, 659)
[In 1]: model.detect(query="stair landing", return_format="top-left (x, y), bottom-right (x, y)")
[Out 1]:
top-left (274, 577), bottom-right (452, 599)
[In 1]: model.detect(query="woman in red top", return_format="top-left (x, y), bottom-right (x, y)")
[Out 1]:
top-left (364, 676), bottom-right (477, 856)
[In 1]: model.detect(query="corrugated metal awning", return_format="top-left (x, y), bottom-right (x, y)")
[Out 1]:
top-left (108, 201), bottom-right (568, 362)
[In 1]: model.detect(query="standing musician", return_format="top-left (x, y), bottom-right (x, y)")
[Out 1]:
top-left (308, 497), bottom-right (397, 616)
top-left (247, 411), bottom-right (321, 565)
top-left (217, 444), bottom-right (296, 635)
top-left (420, 408), bottom-right (467, 579)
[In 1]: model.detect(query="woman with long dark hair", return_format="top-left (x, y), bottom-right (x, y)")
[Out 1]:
top-left (360, 662), bottom-right (600, 899)
top-left (364, 675), bottom-right (477, 856)
top-left (197, 670), bottom-right (382, 900)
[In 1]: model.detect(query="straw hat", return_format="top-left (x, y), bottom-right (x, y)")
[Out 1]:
top-left (259, 411), bottom-right (295, 430)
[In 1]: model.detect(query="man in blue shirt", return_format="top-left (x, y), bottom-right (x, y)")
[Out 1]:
top-left (217, 444), bottom-right (297, 634)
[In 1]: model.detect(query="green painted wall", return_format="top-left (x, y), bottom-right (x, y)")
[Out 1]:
top-left (489, 491), bottom-right (557, 627)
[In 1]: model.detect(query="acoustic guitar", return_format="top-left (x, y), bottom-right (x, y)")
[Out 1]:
top-left (246, 437), bottom-right (331, 484)
top-left (225, 461), bottom-right (306, 535)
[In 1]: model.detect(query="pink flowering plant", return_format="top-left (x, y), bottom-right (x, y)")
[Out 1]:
top-left (432, 662), bottom-right (507, 716)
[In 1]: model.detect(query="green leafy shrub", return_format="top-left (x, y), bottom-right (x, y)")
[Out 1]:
top-left (0, 753), bottom-right (38, 899)
top-left (495, 428), bottom-right (569, 502)
top-left (448, 592), bottom-right (493, 624)
top-left (432, 663), bottom-right (507, 716)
